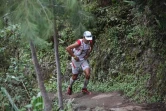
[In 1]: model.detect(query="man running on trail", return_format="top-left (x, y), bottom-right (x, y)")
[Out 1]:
top-left (66, 31), bottom-right (93, 95)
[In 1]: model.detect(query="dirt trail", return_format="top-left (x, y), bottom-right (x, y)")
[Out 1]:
top-left (61, 91), bottom-right (165, 111)
top-left (49, 91), bottom-right (165, 111)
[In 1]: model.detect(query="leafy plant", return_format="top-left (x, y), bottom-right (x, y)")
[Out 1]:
top-left (24, 94), bottom-right (44, 111)
top-left (1, 87), bottom-right (19, 111)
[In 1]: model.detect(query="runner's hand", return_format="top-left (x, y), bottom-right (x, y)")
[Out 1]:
top-left (74, 56), bottom-right (79, 61)
top-left (84, 55), bottom-right (88, 60)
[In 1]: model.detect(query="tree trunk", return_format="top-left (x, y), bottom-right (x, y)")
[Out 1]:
top-left (52, 0), bottom-right (64, 110)
top-left (53, 32), bottom-right (64, 110)
top-left (29, 40), bottom-right (52, 111)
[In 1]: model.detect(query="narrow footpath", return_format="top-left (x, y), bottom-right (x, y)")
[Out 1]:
top-left (49, 91), bottom-right (166, 111)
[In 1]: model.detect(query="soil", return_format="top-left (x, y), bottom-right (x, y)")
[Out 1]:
top-left (48, 90), bottom-right (165, 111)
top-left (58, 90), bottom-right (166, 111)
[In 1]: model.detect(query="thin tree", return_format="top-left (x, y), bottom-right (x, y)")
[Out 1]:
top-left (2, 0), bottom-right (93, 110)
top-left (52, 0), bottom-right (63, 109)
top-left (8, 0), bottom-right (53, 110)
top-left (30, 40), bottom-right (52, 111)
top-left (50, 1), bottom-right (94, 109)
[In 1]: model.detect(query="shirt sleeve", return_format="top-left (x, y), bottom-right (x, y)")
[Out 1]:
top-left (76, 39), bottom-right (81, 46)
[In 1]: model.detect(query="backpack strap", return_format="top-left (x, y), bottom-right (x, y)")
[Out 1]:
top-left (90, 40), bottom-right (93, 47)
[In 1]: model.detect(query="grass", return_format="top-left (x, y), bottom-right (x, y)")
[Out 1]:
top-left (45, 73), bottom-right (162, 104)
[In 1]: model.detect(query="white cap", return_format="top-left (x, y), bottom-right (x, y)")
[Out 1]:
top-left (83, 31), bottom-right (92, 40)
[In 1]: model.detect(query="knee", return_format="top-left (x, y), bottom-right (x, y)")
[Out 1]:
top-left (72, 75), bottom-right (78, 80)
top-left (85, 74), bottom-right (90, 79)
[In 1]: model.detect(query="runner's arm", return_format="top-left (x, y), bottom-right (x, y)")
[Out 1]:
top-left (66, 42), bottom-right (80, 58)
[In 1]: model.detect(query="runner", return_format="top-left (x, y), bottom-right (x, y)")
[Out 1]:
top-left (66, 31), bottom-right (93, 95)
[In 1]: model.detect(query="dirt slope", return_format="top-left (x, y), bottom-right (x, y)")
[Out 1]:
top-left (61, 91), bottom-right (166, 111)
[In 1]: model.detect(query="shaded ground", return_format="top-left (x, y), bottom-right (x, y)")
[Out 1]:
top-left (49, 91), bottom-right (166, 111)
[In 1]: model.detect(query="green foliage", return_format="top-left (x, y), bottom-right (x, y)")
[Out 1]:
top-left (88, 73), bottom-right (161, 103)
top-left (60, 26), bottom-right (76, 43)
top-left (1, 0), bottom-right (166, 109)
top-left (45, 76), bottom-right (57, 92)
top-left (0, 24), bottom-right (37, 109)
top-left (23, 95), bottom-right (44, 111)
top-left (59, 72), bottom-right (161, 103)
top-left (1, 57), bottom-right (37, 109)
top-left (86, 0), bottom-right (166, 104)
top-left (1, 87), bottom-right (19, 111)
top-left (51, 98), bottom-right (73, 111)
top-left (59, 46), bottom-right (69, 74)
top-left (0, 24), bottom-right (21, 71)
top-left (9, 0), bottom-right (54, 48)
top-left (63, 0), bottom-right (94, 36)
top-left (155, 62), bottom-right (166, 97)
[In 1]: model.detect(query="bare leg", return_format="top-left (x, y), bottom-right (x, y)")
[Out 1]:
top-left (83, 68), bottom-right (90, 88)
top-left (69, 74), bottom-right (78, 88)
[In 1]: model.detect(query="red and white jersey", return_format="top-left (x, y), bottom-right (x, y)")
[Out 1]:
top-left (73, 39), bottom-right (92, 61)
